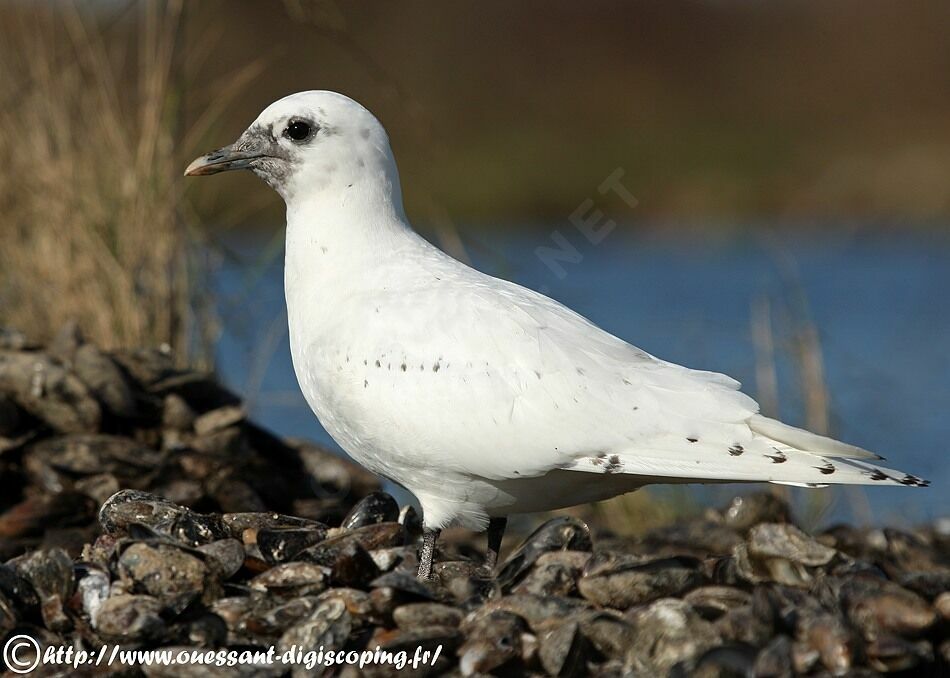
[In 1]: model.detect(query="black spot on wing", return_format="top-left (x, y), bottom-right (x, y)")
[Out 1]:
top-left (765, 451), bottom-right (787, 464)
top-left (686, 437), bottom-right (698, 443)
top-left (868, 469), bottom-right (889, 481)
top-left (728, 444), bottom-right (744, 457)
top-left (899, 474), bottom-right (930, 487)
top-left (603, 454), bottom-right (623, 474)
top-left (816, 462), bottom-right (836, 475)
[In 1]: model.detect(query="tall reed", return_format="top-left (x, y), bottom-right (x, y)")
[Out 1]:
top-left (0, 1), bottom-right (264, 366)
top-left (0, 1), bottom-right (186, 354)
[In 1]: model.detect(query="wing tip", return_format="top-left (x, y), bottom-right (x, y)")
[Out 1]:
top-left (749, 414), bottom-right (884, 461)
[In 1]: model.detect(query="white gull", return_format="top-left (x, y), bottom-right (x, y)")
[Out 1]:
top-left (186, 91), bottom-right (928, 579)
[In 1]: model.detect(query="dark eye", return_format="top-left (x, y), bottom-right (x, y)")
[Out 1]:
top-left (285, 120), bottom-right (313, 142)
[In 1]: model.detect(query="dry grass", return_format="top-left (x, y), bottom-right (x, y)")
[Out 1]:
top-left (0, 1), bottom-right (262, 364)
top-left (0, 1), bottom-right (184, 352)
top-left (765, 247), bottom-right (874, 527)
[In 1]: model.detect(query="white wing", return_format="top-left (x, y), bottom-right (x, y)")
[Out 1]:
top-left (307, 250), bottom-right (926, 495)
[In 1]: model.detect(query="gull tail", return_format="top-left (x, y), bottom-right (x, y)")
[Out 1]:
top-left (747, 415), bottom-right (930, 489)
top-left (568, 416), bottom-right (930, 489)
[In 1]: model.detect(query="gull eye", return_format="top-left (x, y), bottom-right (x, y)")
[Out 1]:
top-left (284, 120), bottom-right (313, 142)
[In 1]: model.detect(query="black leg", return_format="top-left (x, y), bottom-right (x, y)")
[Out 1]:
top-left (485, 516), bottom-right (507, 570)
top-left (417, 527), bottom-right (440, 580)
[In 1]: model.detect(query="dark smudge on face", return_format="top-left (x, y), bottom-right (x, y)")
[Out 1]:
top-left (237, 124), bottom-right (297, 194)
top-left (252, 157), bottom-right (294, 192)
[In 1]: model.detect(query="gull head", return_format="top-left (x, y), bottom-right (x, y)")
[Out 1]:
top-left (185, 90), bottom-right (399, 205)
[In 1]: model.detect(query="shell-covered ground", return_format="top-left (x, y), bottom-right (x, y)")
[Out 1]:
top-left (1, 326), bottom-right (948, 677)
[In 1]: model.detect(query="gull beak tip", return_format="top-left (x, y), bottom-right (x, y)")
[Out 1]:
top-left (184, 156), bottom-right (211, 177)
top-left (183, 144), bottom-right (262, 177)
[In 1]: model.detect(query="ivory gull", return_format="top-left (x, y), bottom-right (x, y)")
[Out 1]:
top-left (186, 91), bottom-right (928, 579)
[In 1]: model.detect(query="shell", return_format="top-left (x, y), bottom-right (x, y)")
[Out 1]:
top-left (578, 552), bottom-right (703, 608)
top-left (118, 542), bottom-right (213, 614)
top-left (94, 594), bottom-right (166, 642)
top-left (496, 516), bottom-right (591, 590)
top-left (458, 609), bottom-right (529, 675)
top-left (340, 491), bottom-right (399, 530)
top-left (11, 548), bottom-right (74, 631)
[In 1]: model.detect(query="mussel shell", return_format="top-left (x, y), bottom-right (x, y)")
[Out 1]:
top-left (538, 620), bottom-right (590, 678)
top-left (623, 598), bottom-right (722, 673)
top-left (277, 598), bottom-right (353, 671)
top-left (99, 489), bottom-right (229, 546)
top-left (340, 491), bottom-right (399, 530)
top-left (250, 562), bottom-right (330, 599)
top-left (297, 522), bottom-right (404, 567)
top-left (578, 552), bottom-right (703, 609)
top-left (458, 609), bottom-right (528, 676)
top-left (197, 538), bottom-right (246, 579)
top-left (496, 516), bottom-right (591, 589)
top-left (11, 547), bottom-right (74, 631)
top-left (257, 526), bottom-right (328, 564)
top-left (94, 593), bottom-right (166, 642)
top-left (118, 542), bottom-right (213, 614)
top-left (393, 602), bottom-right (463, 629)
top-left (747, 523), bottom-right (837, 567)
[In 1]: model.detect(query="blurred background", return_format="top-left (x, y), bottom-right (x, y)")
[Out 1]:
top-left (1, 0), bottom-right (947, 530)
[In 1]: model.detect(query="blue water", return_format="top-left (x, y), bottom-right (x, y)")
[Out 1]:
top-left (214, 227), bottom-right (950, 527)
